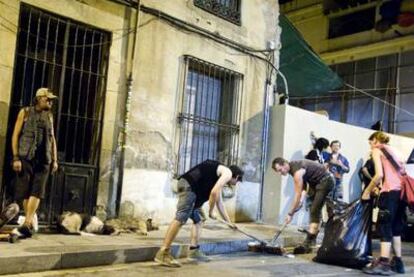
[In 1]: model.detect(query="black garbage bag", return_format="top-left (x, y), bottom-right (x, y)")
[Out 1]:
top-left (313, 199), bottom-right (372, 269)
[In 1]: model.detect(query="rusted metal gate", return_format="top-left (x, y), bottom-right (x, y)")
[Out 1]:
top-left (1, 4), bottom-right (111, 225)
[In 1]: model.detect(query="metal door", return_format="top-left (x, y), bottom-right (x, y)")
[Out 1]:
top-left (1, 4), bottom-right (111, 225)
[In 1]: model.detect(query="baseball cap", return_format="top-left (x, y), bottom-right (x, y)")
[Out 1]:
top-left (36, 88), bottom-right (57, 99)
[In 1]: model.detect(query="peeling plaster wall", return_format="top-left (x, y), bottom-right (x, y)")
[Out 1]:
top-left (0, 0), bottom-right (128, 214)
top-left (120, 1), bottom-right (280, 224)
top-left (263, 105), bottom-right (414, 225)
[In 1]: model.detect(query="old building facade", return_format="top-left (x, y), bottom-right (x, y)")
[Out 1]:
top-left (0, 0), bottom-right (280, 225)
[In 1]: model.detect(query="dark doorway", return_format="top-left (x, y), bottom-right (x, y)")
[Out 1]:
top-left (1, 4), bottom-right (111, 226)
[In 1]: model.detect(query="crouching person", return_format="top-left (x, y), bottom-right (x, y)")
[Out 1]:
top-left (154, 160), bottom-right (244, 267)
top-left (272, 157), bottom-right (334, 254)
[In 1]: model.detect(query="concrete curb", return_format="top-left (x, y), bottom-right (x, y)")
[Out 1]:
top-left (0, 237), bottom-right (299, 275)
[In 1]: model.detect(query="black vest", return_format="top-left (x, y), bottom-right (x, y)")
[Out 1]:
top-left (180, 160), bottom-right (221, 207)
top-left (18, 107), bottom-right (53, 164)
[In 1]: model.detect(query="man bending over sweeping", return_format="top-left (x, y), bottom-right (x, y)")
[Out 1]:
top-left (272, 157), bottom-right (334, 254)
top-left (154, 160), bottom-right (244, 267)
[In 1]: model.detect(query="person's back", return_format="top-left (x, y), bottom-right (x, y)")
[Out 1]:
top-left (376, 144), bottom-right (403, 192)
top-left (289, 159), bottom-right (328, 187)
top-left (180, 160), bottom-right (221, 207)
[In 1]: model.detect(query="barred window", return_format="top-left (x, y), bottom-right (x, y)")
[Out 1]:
top-left (194, 0), bottom-right (241, 25)
top-left (177, 56), bottom-right (243, 175)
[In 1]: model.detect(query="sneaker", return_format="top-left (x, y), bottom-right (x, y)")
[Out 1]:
top-left (363, 259), bottom-right (392, 276)
top-left (188, 248), bottom-right (211, 262)
top-left (154, 248), bottom-right (181, 267)
top-left (390, 256), bottom-right (405, 274)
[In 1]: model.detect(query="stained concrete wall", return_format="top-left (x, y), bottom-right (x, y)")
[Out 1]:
top-left (263, 104), bottom-right (414, 225)
top-left (120, 0), bottom-right (280, 223)
top-left (1, 0), bottom-right (280, 224)
top-left (0, 0), bottom-right (130, 213)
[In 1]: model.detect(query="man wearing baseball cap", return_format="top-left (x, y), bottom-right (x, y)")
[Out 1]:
top-left (10, 87), bottom-right (58, 238)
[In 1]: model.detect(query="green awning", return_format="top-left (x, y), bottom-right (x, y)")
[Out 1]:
top-left (278, 14), bottom-right (343, 97)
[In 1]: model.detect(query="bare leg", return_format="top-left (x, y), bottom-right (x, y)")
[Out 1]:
top-left (190, 222), bottom-right (203, 247)
top-left (23, 196), bottom-right (40, 227)
top-left (23, 199), bottom-right (28, 213)
top-left (380, 241), bottom-right (392, 259)
top-left (392, 236), bottom-right (402, 257)
top-left (161, 219), bottom-right (182, 251)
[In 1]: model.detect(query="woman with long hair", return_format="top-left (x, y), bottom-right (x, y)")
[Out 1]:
top-left (362, 131), bottom-right (406, 275)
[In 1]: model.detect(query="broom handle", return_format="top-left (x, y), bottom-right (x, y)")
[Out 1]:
top-left (216, 218), bottom-right (267, 244)
top-left (270, 222), bottom-right (288, 245)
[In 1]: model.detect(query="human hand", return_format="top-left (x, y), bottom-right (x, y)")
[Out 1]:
top-left (228, 222), bottom-right (238, 230)
top-left (12, 160), bottom-right (22, 172)
top-left (52, 161), bottom-right (58, 173)
top-left (209, 212), bottom-right (217, 220)
top-left (330, 159), bottom-right (339, 166)
top-left (372, 187), bottom-right (380, 197)
top-left (361, 191), bottom-right (371, 200)
top-left (284, 214), bottom-right (293, 224)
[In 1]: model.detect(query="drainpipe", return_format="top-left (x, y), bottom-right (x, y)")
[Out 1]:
top-left (115, 1), bottom-right (141, 216)
top-left (257, 79), bottom-right (272, 222)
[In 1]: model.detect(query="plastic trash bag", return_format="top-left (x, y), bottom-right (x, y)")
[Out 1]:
top-left (313, 199), bottom-right (372, 269)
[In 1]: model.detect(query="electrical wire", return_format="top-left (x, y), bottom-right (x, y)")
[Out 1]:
top-left (0, 2), bottom-right (289, 95)
top-left (344, 83), bottom-right (414, 118)
top-left (0, 13), bottom-right (135, 48)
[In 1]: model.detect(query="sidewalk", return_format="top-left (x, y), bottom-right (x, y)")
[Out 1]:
top-left (0, 223), bottom-right (304, 275)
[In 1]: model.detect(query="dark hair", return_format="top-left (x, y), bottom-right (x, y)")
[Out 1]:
top-left (229, 165), bottom-right (244, 182)
top-left (314, 137), bottom-right (329, 151)
top-left (369, 131), bottom-right (390, 144)
top-left (272, 157), bottom-right (288, 169)
top-left (330, 140), bottom-right (341, 147)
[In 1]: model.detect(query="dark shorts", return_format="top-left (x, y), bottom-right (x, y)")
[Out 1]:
top-left (308, 174), bottom-right (334, 224)
top-left (175, 179), bottom-right (202, 224)
top-left (377, 190), bottom-right (407, 242)
top-left (14, 160), bottom-right (50, 200)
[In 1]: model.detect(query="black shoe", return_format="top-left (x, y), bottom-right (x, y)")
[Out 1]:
top-left (12, 224), bottom-right (33, 238)
top-left (363, 259), bottom-right (392, 276)
top-left (293, 245), bottom-right (311, 254)
top-left (293, 233), bottom-right (316, 254)
top-left (390, 256), bottom-right (405, 274)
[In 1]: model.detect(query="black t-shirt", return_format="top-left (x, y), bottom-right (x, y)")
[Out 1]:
top-left (289, 160), bottom-right (329, 187)
top-left (305, 149), bottom-right (319, 161)
top-left (180, 160), bottom-right (221, 207)
top-left (359, 158), bottom-right (375, 188)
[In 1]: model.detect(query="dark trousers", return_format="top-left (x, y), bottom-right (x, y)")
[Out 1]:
top-left (309, 175), bottom-right (335, 224)
top-left (14, 159), bottom-right (50, 200)
top-left (377, 190), bottom-right (406, 242)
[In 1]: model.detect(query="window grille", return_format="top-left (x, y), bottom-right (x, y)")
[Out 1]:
top-left (177, 56), bottom-right (243, 175)
top-left (194, 0), bottom-right (241, 25)
top-left (291, 52), bottom-right (414, 134)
